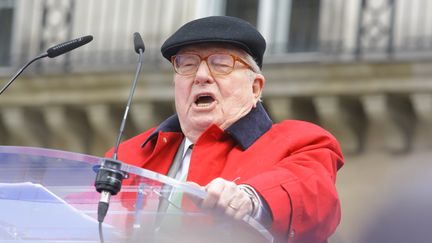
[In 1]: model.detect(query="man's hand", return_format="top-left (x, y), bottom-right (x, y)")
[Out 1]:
top-left (197, 177), bottom-right (254, 220)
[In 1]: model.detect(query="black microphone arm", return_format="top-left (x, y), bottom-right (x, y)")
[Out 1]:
top-left (95, 32), bottom-right (145, 224)
top-left (0, 53), bottom-right (48, 95)
top-left (112, 32), bottom-right (145, 160)
top-left (0, 35), bottom-right (93, 96)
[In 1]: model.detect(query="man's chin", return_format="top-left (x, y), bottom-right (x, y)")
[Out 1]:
top-left (192, 120), bottom-right (216, 129)
top-left (187, 116), bottom-right (221, 130)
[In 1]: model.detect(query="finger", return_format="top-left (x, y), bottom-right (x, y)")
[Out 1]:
top-left (225, 191), bottom-right (250, 218)
top-left (223, 187), bottom-right (248, 214)
top-left (233, 199), bottom-right (253, 220)
top-left (202, 178), bottom-right (226, 209)
top-left (225, 198), bottom-right (245, 217)
top-left (216, 181), bottom-right (238, 209)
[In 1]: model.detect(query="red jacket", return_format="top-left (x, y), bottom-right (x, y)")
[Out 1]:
top-left (109, 103), bottom-right (344, 242)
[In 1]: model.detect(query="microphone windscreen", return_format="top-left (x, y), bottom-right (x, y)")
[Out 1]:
top-left (133, 32), bottom-right (145, 54)
top-left (46, 35), bottom-right (93, 58)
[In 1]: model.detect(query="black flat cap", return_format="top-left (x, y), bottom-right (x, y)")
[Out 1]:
top-left (161, 16), bottom-right (266, 68)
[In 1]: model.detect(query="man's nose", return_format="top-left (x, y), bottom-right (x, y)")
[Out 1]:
top-left (194, 61), bottom-right (213, 83)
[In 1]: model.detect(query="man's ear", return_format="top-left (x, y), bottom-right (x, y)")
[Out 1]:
top-left (252, 73), bottom-right (265, 101)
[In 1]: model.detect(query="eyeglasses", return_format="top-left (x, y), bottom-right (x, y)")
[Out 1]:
top-left (171, 53), bottom-right (253, 76)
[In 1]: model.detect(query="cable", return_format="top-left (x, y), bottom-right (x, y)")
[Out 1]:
top-left (98, 221), bottom-right (105, 243)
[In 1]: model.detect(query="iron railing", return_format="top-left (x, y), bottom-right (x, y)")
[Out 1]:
top-left (1, 0), bottom-right (432, 74)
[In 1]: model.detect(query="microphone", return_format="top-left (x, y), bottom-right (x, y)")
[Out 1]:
top-left (0, 35), bottom-right (93, 95)
top-left (95, 32), bottom-right (145, 223)
top-left (47, 35), bottom-right (93, 58)
top-left (133, 32), bottom-right (145, 54)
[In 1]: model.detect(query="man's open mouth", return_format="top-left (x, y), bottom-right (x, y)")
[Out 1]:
top-left (195, 95), bottom-right (215, 107)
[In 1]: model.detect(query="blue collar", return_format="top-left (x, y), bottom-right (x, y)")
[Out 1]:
top-left (141, 102), bottom-right (273, 150)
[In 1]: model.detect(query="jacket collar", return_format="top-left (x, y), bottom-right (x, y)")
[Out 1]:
top-left (141, 102), bottom-right (272, 150)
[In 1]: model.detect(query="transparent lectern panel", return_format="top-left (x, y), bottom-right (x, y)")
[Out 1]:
top-left (0, 146), bottom-right (273, 243)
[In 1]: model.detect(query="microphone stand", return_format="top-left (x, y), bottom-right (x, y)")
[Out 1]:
top-left (95, 33), bottom-right (145, 243)
top-left (112, 47), bottom-right (144, 160)
top-left (0, 53), bottom-right (48, 95)
top-left (0, 35), bottom-right (93, 96)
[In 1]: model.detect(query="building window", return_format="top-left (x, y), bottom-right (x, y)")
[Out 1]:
top-left (225, 0), bottom-right (259, 26)
top-left (207, 0), bottom-right (321, 54)
top-left (224, 0), bottom-right (320, 54)
top-left (287, 0), bottom-right (320, 52)
top-left (0, 0), bottom-right (14, 66)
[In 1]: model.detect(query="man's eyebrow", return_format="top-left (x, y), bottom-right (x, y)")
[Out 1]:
top-left (177, 51), bottom-right (235, 57)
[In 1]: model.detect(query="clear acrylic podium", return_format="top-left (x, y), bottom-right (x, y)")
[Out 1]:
top-left (0, 146), bottom-right (273, 243)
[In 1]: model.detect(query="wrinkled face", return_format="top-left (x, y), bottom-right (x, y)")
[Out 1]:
top-left (173, 43), bottom-right (265, 141)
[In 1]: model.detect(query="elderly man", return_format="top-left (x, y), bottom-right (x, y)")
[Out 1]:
top-left (109, 16), bottom-right (344, 242)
